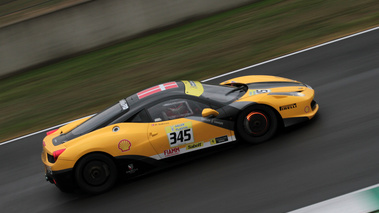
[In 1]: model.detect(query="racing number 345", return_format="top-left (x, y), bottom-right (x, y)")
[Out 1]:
top-left (166, 122), bottom-right (194, 147)
top-left (168, 129), bottom-right (192, 146)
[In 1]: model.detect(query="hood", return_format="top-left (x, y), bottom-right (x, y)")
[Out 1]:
top-left (220, 75), bottom-right (299, 85)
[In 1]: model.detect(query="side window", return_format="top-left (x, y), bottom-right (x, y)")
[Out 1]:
top-left (148, 99), bottom-right (210, 122)
top-left (127, 110), bottom-right (150, 123)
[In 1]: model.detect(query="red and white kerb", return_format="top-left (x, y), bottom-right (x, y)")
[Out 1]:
top-left (137, 82), bottom-right (178, 99)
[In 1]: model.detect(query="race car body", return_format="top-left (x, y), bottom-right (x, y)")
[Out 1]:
top-left (41, 75), bottom-right (318, 194)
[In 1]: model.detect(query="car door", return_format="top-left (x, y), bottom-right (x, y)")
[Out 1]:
top-left (147, 98), bottom-right (235, 159)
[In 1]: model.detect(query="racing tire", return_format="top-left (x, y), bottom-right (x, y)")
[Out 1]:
top-left (236, 105), bottom-right (278, 144)
top-left (75, 153), bottom-right (117, 194)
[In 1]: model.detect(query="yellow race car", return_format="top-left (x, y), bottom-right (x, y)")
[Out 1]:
top-left (41, 75), bottom-right (318, 194)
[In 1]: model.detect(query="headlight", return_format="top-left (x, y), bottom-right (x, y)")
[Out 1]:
top-left (269, 92), bottom-right (305, 97)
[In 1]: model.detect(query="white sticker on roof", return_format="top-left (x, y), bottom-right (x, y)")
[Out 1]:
top-left (119, 99), bottom-right (129, 110)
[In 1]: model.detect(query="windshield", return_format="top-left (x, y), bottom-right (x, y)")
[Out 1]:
top-left (202, 84), bottom-right (246, 103)
top-left (71, 99), bottom-right (129, 136)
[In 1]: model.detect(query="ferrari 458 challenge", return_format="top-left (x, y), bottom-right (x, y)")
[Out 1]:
top-left (42, 75), bottom-right (318, 194)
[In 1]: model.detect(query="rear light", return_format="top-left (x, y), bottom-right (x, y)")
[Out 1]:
top-left (53, 149), bottom-right (66, 162)
top-left (46, 129), bottom-right (58, 136)
top-left (43, 141), bottom-right (46, 146)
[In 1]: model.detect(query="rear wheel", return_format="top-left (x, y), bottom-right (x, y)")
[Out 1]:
top-left (236, 105), bottom-right (278, 144)
top-left (75, 153), bottom-right (117, 194)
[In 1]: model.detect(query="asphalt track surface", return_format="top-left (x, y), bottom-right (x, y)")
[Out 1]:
top-left (1, 28), bottom-right (379, 213)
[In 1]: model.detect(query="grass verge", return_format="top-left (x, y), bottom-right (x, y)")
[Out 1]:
top-left (1, 0), bottom-right (379, 142)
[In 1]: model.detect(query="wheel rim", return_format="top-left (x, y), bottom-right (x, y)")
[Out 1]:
top-left (244, 111), bottom-right (269, 136)
top-left (82, 160), bottom-right (110, 186)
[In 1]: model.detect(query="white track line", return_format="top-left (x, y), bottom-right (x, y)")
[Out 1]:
top-left (1, 25), bottom-right (379, 145)
top-left (290, 183), bottom-right (379, 212)
top-left (202, 25), bottom-right (379, 82)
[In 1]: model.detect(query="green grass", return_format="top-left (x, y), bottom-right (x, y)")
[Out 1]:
top-left (1, 0), bottom-right (379, 142)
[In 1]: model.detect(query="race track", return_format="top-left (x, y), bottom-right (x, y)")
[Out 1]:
top-left (1, 28), bottom-right (379, 213)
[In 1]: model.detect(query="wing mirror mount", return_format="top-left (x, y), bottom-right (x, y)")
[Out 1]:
top-left (202, 108), bottom-right (219, 118)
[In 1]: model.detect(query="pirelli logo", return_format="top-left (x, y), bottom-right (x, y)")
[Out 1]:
top-left (280, 103), bottom-right (297, 111)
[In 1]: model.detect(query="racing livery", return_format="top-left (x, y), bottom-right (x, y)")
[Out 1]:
top-left (41, 75), bottom-right (319, 193)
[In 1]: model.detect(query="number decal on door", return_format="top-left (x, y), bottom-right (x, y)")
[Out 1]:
top-left (168, 129), bottom-right (192, 145)
top-left (165, 122), bottom-right (194, 147)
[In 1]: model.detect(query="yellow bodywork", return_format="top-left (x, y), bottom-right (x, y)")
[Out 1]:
top-left (182, 81), bottom-right (204, 97)
top-left (222, 75), bottom-right (318, 120)
top-left (42, 75), bottom-right (318, 173)
top-left (220, 75), bottom-right (298, 85)
top-left (42, 118), bottom-right (233, 172)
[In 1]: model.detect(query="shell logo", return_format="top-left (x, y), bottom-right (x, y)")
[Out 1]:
top-left (118, 139), bottom-right (131, 152)
top-left (304, 106), bottom-right (310, 113)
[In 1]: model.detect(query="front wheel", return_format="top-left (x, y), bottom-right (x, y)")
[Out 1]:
top-left (236, 105), bottom-right (278, 144)
top-left (75, 153), bottom-right (117, 194)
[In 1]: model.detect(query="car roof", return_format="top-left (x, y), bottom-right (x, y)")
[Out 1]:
top-left (126, 81), bottom-right (185, 107)
top-left (125, 80), bottom-right (236, 114)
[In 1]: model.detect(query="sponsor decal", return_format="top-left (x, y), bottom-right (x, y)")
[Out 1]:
top-left (212, 120), bottom-right (224, 125)
top-left (152, 122), bottom-right (169, 126)
top-left (201, 118), bottom-right (224, 126)
top-left (189, 81), bottom-right (197, 87)
top-left (137, 82), bottom-right (178, 99)
top-left (183, 81), bottom-right (204, 97)
top-left (118, 139), bottom-right (131, 152)
top-left (279, 103), bottom-right (297, 111)
top-left (119, 99), bottom-right (129, 110)
top-left (164, 147), bottom-right (181, 157)
top-left (165, 122), bottom-right (194, 147)
top-left (186, 141), bottom-right (204, 150)
top-left (210, 135), bottom-right (229, 145)
top-left (304, 106), bottom-right (310, 113)
top-left (248, 89), bottom-right (271, 96)
top-left (125, 164), bottom-right (138, 174)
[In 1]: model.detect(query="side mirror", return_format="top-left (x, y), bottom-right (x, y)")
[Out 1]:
top-left (202, 108), bottom-right (219, 118)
